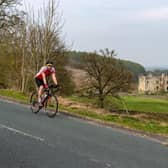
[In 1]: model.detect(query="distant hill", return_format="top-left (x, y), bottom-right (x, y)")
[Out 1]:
top-left (65, 51), bottom-right (146, 82)
top-left (118, 59), bottom-right (146, 81)
top-left (146, 66), bottom-right (168, 71)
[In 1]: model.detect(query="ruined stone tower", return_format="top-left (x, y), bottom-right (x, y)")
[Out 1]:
top-left (138, 73), bottom-right (168, 93)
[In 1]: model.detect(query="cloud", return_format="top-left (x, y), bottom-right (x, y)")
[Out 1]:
top-left (135, 7), bottom-right (168, 21)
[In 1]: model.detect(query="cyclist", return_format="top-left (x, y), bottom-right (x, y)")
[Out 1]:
top-left (35, 60), bottom-right (58, 106)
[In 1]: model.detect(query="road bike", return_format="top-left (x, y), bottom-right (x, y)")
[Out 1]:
top-left (30, 85), bottom-right (60, 118)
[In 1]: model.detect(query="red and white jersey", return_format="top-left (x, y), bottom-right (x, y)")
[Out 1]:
top-left (35, 66), bottom-right (56, 80)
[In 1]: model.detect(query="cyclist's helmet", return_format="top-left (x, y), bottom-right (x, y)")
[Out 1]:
top-left (46, 60), bottom-right (53, 66)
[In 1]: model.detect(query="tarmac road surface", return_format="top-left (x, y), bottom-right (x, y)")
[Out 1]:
top-left (0, 99), bottom-right (168, 168)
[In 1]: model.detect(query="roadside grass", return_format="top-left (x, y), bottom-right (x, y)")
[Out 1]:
top-left (1, 89), bottom-right (168, 136)
top-left (67, 95), bottom-right (97, 105)
top-left (0, 89), bottom-right (28, 103)
top-left (63, 94), bottom-right (168, 135)
top-left (60, 105), bottom-right (168, 135)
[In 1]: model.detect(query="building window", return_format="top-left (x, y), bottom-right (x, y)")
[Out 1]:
top-left (156, 81), bottom-right (159, 84)
top-left (156, 86), bottom-right (159, 91)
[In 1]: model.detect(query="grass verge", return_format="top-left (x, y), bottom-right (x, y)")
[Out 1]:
top-left (60, 105), bottom-right (168, 136)
top-left (0, 89), bottom-right (29, 103)
top-left (0, 89), bottom-right (168, 137)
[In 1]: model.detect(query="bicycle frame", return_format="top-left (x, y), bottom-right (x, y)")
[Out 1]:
top-left (30, 84), bottom-right (60, 117)
top-left (41, 85), bottom-right (59, 104)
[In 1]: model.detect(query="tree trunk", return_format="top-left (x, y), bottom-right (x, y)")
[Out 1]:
top-left (99, 95), bottom-right (104, 108)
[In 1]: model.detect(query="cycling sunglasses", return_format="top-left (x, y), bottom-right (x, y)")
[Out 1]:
top-left (46, 63), bottom-right (53, 67)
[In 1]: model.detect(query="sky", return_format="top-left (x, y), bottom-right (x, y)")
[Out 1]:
top-left (20, 0), bottom-right (168, 67)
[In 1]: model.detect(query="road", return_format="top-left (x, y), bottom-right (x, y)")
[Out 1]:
top-left (0, 99), bottom-right (168, 168)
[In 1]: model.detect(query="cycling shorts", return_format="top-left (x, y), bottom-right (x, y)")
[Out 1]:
top-left (35, 77), bottom-right (44, 87)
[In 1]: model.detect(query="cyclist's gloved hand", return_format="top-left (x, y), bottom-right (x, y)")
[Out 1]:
top-left (56, 84), bottom-right (61, 89)
top-left (44, 84), bottom-right (49, 89)
top-left (56, 84), bottom-right (59, 87)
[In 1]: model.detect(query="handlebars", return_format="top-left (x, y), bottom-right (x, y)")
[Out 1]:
top-left (44, 84), bottom-right (61, 92)
top-left (49, 84), bottom-right (59, 88)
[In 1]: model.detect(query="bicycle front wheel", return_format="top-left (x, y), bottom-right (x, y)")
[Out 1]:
top-left (44, 95), bottom-right (58, 117)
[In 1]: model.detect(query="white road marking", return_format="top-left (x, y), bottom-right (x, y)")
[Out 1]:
top-left (0, 124), bottom-right (45, 142)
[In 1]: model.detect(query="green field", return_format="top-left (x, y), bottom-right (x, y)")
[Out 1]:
top-left (123, 95), bottom-right (168, 113)
top-left (68, 94), bottom-right (168, 113)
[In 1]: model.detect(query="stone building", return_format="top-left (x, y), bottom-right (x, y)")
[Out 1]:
top-left (138, 73), bottom-right (168, 93)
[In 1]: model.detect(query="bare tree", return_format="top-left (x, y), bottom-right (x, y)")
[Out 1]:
top-left (21, 0), bottom-right (68, 93)
top-left (83, 49), bottom-right (132, 108)
top-left (0, 0), bottom-right (24, 33)
top-left (26, 0), bottom-right (65, 72)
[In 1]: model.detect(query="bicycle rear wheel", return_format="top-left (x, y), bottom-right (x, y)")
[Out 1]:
top-left (30, 91), bottom-right (40, 114)
top-left (44, 95), bottom-right (58, 117)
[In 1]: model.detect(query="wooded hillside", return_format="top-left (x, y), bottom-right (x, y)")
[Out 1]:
top-left (65, 51), bottom-right (146, 82)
